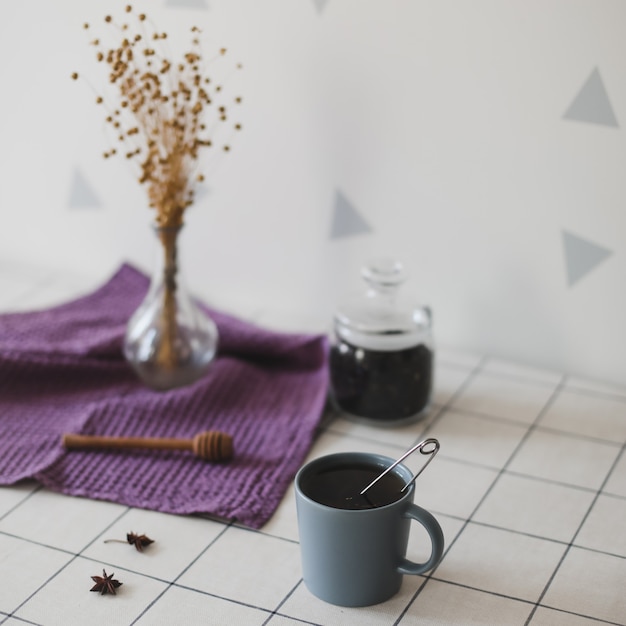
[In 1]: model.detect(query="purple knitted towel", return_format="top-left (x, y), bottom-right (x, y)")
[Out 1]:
top-left (0, 264), bottom-right (328, 528)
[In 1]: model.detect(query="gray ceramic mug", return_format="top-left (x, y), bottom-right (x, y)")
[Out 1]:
top-left (295, 451), bottom-right (444, 607)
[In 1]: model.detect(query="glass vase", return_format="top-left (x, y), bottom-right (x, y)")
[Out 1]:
top-left (123, 224), bottom-right (218, 391)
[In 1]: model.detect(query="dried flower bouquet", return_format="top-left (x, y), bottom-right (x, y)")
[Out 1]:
top-left (73, 5), bottom-right (242, 388)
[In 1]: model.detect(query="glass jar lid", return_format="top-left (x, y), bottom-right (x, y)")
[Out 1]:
top-left (334, 258), bottom-right (432, 351)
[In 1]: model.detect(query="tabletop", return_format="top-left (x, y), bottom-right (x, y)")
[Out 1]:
top-left (0, 260), bottom-right (625, 626)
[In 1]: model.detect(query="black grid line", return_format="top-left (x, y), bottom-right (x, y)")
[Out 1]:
top-left (262, 580), bottom-right (308, 626)
top-left (421, 577), bottom-right (625, 626)
top-left (0, 484), bottom-right (42, 524)
top-left (1, 507), bottom-right (132, 622)
top-left (128, 522), bottom-right (235, 625)
top-left (525, 442), bottom-right (626, 625)
top-left (0, 614), bottom-right (43, 626)
top-left (394, 372), bottom-right (567, 624)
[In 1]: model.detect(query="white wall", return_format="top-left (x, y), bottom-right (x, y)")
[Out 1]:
top-left (2, 0), bottom-right (625, 385)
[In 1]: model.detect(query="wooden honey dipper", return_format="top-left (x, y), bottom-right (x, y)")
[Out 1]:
top-left (62, 431), bottom-right (233, 462)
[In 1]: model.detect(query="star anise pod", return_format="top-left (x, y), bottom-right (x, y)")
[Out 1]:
top-left (127, 532), bottom-right (154, 552)
top-left (90, 569), bottom-right (122, 595)
top-left (104, 531), bottom-right (155, 552)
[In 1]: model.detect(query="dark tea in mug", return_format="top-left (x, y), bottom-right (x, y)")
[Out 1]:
top-left (299, 461), bottom-right (406, 510)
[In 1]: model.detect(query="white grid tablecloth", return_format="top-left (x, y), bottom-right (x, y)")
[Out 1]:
top-left (0, 261), bottom-right (624, 626)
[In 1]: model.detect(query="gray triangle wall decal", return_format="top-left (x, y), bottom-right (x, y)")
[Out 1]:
top-left (562, 229), bottom-right (612, 287)
top-left (313, 0), bottom-right (329, 14)
top-left (165, 0), bottom-right (209, 9)
top-left (563, 67), bottom-right (619, 127)
top-left (330, 190), bottom-right (371, 239)
top-left (68, 169), bottom-right (102, 209)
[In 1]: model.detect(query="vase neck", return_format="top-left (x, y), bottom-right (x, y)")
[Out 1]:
top-left (152, 224), bottom-right (183, 292)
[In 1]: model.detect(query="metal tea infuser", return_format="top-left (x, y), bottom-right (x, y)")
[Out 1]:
top-left (360, 437), bottom-right (440, 496)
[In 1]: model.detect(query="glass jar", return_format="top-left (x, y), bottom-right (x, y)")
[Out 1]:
top-left (329, 258), bottom-right (434, 425)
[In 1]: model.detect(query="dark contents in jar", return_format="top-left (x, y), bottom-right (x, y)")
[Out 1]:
top-left (330, 340), bottom-right (433, 421)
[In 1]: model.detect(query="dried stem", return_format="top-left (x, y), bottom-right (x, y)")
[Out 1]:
top-left (156, 225), bottom-right (179, 370)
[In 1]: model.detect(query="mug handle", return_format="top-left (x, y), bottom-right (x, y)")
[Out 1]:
top-left (396, 503), bottom-right (445, 575)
